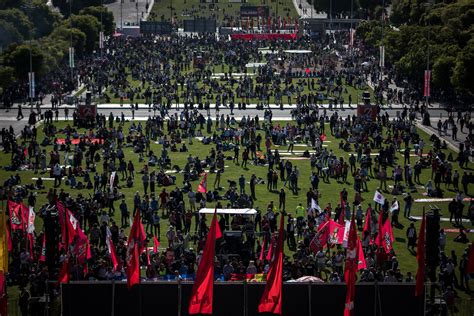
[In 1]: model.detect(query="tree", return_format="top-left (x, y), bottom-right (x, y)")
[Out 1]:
top-left (451, 39), bottom-right (474, 96)
top-left (24, 2), bottom-right (61, 38)
top-left (0, 66), bottom-right (16, 93)
top-left (0, 8), bottom-right (33, 39)
top-left (50, 26), bottom-right (87, 56)
top-left (0, 20), bottom-right (23, 50)
top-left (63, 14), bottom-right (100, 53)
top-left (3, 43), bottom-right (46, 78)
top-left (79, 6), bottom-right (115, 35)
top-left (432, 55), bottom-right (456, 91)
top-left (312, 0), bottom-right (356, 16)
top-left (52, 0), bottom-right (102, 17)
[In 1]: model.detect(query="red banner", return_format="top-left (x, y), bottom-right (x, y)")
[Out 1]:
top-left (230, 33), bottom-right (297, 41)
top-left (424, 70), bottom-right (431, 97)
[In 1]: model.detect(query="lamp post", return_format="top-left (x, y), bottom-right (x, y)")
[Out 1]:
top-left (423, 2), bottom-right (433, 107)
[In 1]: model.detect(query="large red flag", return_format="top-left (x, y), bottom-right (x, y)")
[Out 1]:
top-left (189, 211), bottom-right (222, 314)
top-left (197, 173), bottom-right (208, 193)
top-left (415, 211), bottom-right (426, 297)
top-left (57, 202), bottom-right (77, 245)
top-left (344, 218), bottom-right (358, 316)
top-left (258, 214), bottom-right (284, 315)
top-left (327, 220), bottom-right (345, 246)
top-left (127, 211), bottom-right (146, 289)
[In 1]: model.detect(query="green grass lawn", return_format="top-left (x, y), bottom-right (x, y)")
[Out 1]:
top-left (150, 0), bottom-right (298, 24)
top-left (2, 118), bottom-right (473, 312)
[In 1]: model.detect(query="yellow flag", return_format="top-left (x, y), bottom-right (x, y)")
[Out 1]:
top-left (0, 208), bottom-right (8, 273)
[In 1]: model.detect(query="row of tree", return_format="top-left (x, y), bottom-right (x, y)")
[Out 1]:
top-left (356, 0), bottom-right (473, 99)
top-left (0, 0), bottom-right (115, 95)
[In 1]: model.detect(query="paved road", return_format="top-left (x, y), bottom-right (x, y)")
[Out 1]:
top-left (105, 0), bottom-right (154, 28)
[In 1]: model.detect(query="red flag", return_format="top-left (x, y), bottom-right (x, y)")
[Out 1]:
top-left (27, 233), bottom-right (35, 261)
top-left (259, 238), bottom-right (266, 261)
top-left (338, 193), bottom-right (346, 225)
top-left (58, 257), bottom-right (70, 284)
top-left (189, 210), bottom-right (222, 314)
top-left (415, 211), bottom-right (426, 297)
top-left (106, 227), bottom-right (119, 271)
top-left (8, 200), bottom-right (24, 231)
top-left (57, 202), bottom-right (77, 245)
top-left (310, 220), bottom-right (330, 253)
top-left (258, 214), bottom-right (284, 315)
top-left (266, 235), bottom-right (275, 261)
top-left (357, 237), bottom-right (366, 271)
top-left (320, 134), bottom-right (327, 141)
top-left (6, 222), bottom-right (12, 252)
top-left (380, 216), bottom-right (394, 254)
top-left (327, 220), bottom-right (345, 246)
top-left (344, 218), bottom-right (358, 316)
top-left (363, 208), bottom-right (372, 237)
top-left (153, 236), bottom-right (160, 253)
top-left (39, 233), bottom-right (47, 262)
top-left (126, 211), bottom-right (146, 289)
top-left (197, 173), bottom-right (208, 193)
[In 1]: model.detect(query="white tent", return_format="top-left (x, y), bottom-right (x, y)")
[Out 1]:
top-left (198, 208), bottom-right (257, 216)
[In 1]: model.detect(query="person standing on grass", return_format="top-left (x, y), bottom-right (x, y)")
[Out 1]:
top-left (250, 174), bottom-right (257, 200)
top-left (406, 223), bottom-right (417, 252)
top-left (279, 188), bottom-right (286, 211)
top-left (403, 192), bottom-right (413, 218)
top-left (120, 199), bottom-right (129, 227)
top-left (142, 171), bottom-right (149, 195)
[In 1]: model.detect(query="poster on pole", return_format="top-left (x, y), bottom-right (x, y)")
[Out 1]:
top-left (28, 72), bottom-right (35, 99)
top-left (379, 46), bottom-right (385, 68)
top-left (424, 70), bottom-right (431, 97)
top-left (69, 47), bottom-right (75, 68)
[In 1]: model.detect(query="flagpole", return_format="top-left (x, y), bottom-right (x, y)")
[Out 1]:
top-left (111, 279), bottom-right (116, 316)
top-left (177, 278), bottom-right (182, 316)
top-left (243, 280), bottom-right (247, 316)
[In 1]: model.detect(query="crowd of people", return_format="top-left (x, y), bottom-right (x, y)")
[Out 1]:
top-left (0, 31), bottom-right (473, 315)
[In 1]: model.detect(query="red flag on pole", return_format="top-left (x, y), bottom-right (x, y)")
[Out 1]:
top-left (344, 218), bottom-right (358, 316)
top-left (380, 216), bottom-right (394, 254)
top-left (259, 238), bottom-right (266, 261)
top-left (309, 220), bottom-right (330, 253)
top-left (258, 214), bottom-right (284, 315)
top-left (126, 211), bottom-right (146, 289)
top-left (362, 208), bottom-right (372, 236)
top-left (357, 237), bottom-right (367, 271)
top-left (153, 236), bottom-right (160, 253)
top-left (415, 211), bottom-right (426, 296)
top-left (39, 233), bottom-right (47, 263)
top-left (8, 200), bottom-right (24, 231)
top-left (197, 173), bottom-right (208, 193)
top-left (189, 210), bottom-right (222, 314)
top-left (266, 235), bottom-right (275, 261)
top-left (106, 228), bottom-right (119, 271)
top-left (338, 193), bottom-right (346, 225)
top-left (58, 257), bottom-right (70, 284)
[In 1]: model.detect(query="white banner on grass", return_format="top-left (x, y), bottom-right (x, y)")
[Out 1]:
top-left (373, 191), bottom-right (385, 205)
top-left (342, 220), bottom-right (351, 248)
top-left (389, 200), bottom-right (399, 213)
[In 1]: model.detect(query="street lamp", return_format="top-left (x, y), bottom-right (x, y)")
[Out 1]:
top-left (422, 2), bottom-right (434, 107)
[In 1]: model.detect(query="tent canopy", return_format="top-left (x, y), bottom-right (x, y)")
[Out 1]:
top-left (199, 208), bottom-right (257, 216)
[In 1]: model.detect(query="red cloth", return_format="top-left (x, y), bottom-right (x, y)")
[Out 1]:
top-left (415, 211), bottom-right (426, 297)
top-left (189, 211), bottom-right (222, 314)
top-left (258, 215), bottom-right (284, 315)
top-left (357, 237), bottom-right (367, 271)
top-left (153, 236), bottom-right (160, 253)
top-left (126, 211), bottom-right (146, 289)
top-left (58, 258), bottom-right (70, 284)
top-left (380, 216), bottom-right (394, 254)
top-left (230, 33), bottom-right (297, 41)
top-left (259, 238), bottom-right (266, 261)
top-left (39, 233), bottom-right (47, 262)
top-left (197, 173), bottom-right (208, 193)
top-left (344, 218), bottom-right (358, 316)
top-left (8, 200), bottom-right (28, 231)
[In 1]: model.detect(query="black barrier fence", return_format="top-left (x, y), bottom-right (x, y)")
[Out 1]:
top-left (61, 281), bottom-right (424, 316)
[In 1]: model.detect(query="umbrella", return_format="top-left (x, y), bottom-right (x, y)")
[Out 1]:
top-left (112, 32), bottom-right (123, 38)
top-left (293, 276), bottom-right (324, 283)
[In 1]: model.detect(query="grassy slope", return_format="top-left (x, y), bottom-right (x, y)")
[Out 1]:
top-left (3, 118), bottom-right (473, 311)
